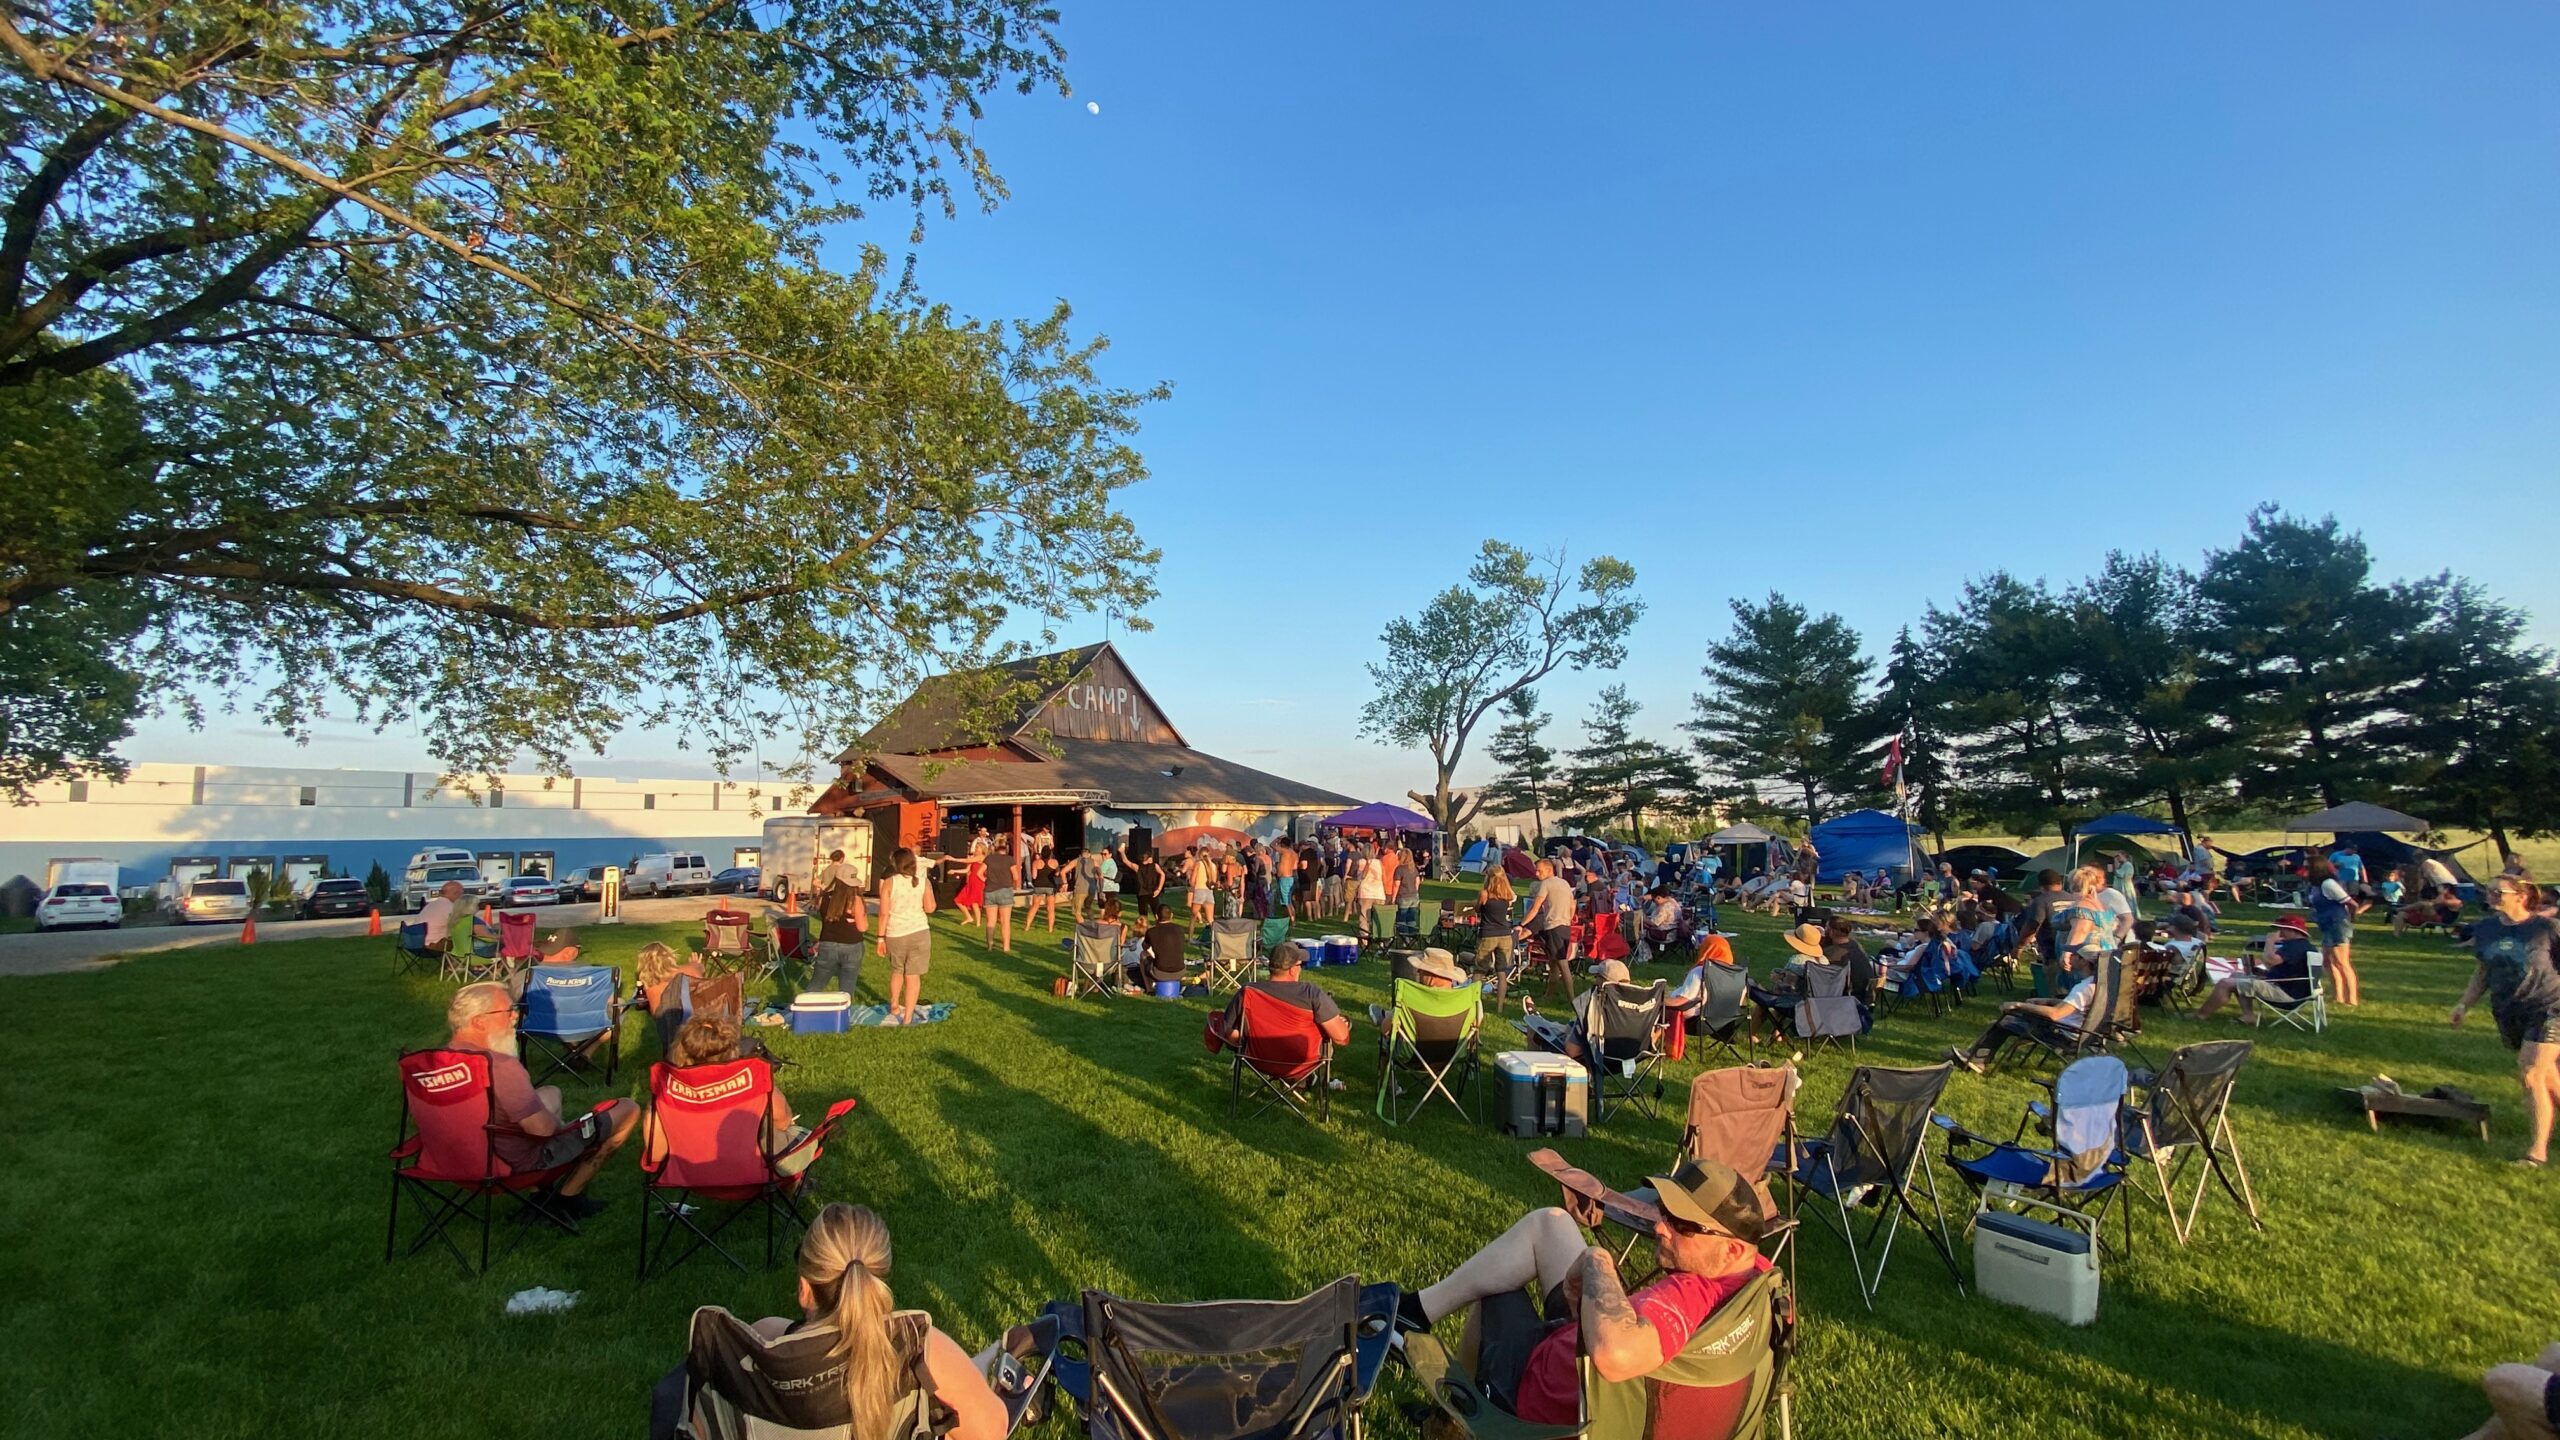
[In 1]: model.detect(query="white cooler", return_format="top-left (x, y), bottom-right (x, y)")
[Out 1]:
top-left (789, 991), bottom-right (853, 1034)
top-left (1972, 1208), bottom-right (2099, 1325)
top-left (1495, 1051), bottom-right (1588, 1138)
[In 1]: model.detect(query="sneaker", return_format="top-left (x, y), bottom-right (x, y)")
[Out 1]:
top-left (1945, 1047), bottom-right (1985, 1076)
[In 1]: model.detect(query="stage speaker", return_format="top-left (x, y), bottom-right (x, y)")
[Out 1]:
top-left (1127, 825), bottom-right (1153, 857)
top-left (938, 822), bottom-right (971, 858)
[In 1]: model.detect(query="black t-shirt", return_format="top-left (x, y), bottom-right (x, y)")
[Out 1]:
top-left (1132, 859), bottom-right (1162, 897)
top-left (1478, 896), bottom-right (1513, 929)
top-left (2473, 912), bottom-right (2560, 1023)
top-left (817, 881), bottom-right (866, 945)
top-left (2018, 889), bottom-right (2071, 957)
top-left (1142, 921), bottom-right (1190, 981)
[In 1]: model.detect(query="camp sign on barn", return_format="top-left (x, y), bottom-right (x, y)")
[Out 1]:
top-left (1031, 648), bottom-right (1181, 744)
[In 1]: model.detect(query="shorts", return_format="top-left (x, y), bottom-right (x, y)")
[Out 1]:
top-left (884, 930), bottom-right (931, 976)
top-left (2234, 977), bottom-right (2300, 1006)
top-left (1473, 1286), bottom-right (1569, 1414)
top-left (1188, 887), bottom-right (1212, 905)
top-left (2497, 1007), bottom-right (2560, 1050)
top-left (1276, 877), bottom-right (1296, 904)
top-left (2316, 914), bottom-right (2353, 947)
top-left (524, 1116), bottom-right (601, 1172)
top-left (983, 888), bottom-right (1014, 907)
top-left (1030, 885), bottom-right (1055, 897)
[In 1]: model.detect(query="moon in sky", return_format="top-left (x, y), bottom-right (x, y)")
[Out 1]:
top-left (1086, 101), bottom-right (1101, 115)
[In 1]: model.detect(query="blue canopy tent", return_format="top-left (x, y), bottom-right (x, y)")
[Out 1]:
top-left (2069, 811), bottom-right (2191, 869)
top-left (1457, 838), bottom-right (1497, 874)
top-left (1806, 808), bottom-right (1924, 884)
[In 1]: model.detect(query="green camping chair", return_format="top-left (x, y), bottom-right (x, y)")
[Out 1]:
top-left (1376, 980), bottom-right (1485, 1124)
top-left (1258, 916), bottom-right (1292, 957)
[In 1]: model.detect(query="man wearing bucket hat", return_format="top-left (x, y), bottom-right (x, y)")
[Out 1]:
top-left (1390, 1156), bottom-right (1771, 1424)
top-left (2195, 913), bottom-right (2317, 1026)
top-left (1367, 947), bottom-right (1466, 1044)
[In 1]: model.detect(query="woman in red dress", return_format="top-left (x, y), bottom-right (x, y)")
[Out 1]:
top-left (955, 851), bottom-right (986, 927)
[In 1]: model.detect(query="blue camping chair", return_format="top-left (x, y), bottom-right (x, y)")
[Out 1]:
top-left (392, 921), bottom-right (443, 977)
top-left (1937, 1053), bottom-right (2132, 1257)
top-left (517, 964), bottom-right (624, 1087)
top-left (1887, 941), bottom-right (1954, 1018)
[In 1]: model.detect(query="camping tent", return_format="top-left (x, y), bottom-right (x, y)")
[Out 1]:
top-left (2075, 811), bottom-right (2185, 838)
top-left (2023, 835), bottom-right (2155, 878)
top-left (1457, 838), bottom-right (1496, 874)
top-left (2285, 801), bottom-right (2428, 835)
top-left (1706, 822), bottom-right (1777, 846)
top-left (1704, 822), bottom-right (1780, 879)
top-left (1936, 843), bottom-right (2031, 883)
top-left (1806, 809), bottom-right (1924, 883)
top-left (1500, 846), bottom-right (1538, 880)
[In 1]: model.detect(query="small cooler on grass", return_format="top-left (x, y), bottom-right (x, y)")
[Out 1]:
top-left (1321, 935), bottom-right (1361, 967)
top-left (1495, 1051), bottom-right (1588, 1138)
top-left (789, 991), bottom-right (852, 1034)
top-left (1972, 1208), bottom-right (2099, 1325)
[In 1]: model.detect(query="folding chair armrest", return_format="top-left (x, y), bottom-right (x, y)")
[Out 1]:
top-left (777, 1096), bottom-right (860, 1165)
top-left (1354, 1282), bottom-right (1401, 1400)
top-left (390, 1135), bottom-right (422, 1160)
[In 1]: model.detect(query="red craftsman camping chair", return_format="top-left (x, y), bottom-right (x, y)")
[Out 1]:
top-left (386, 1048), bottom-right (611, 1275)
top-left (639, 1057), bottom-right (856, 1280)
top-left (497, 910), bottom-right (540, 967)
top-left (1228, 987), bottom-right (1335, 1123)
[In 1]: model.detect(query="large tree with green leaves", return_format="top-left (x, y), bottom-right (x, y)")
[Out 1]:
top-left (0, 1), bottom-right (1160, 801)
top-left (1361, 541), bottom-right (1641, 843)
top-left (1558, 685), bottom-right (1698, 849)
top-left (1480, 688), bottom-right (1562, 845)
top-left (2396, 580), bottom-right (2560, 862)
top-left (1687, 592), bottom-right (1868, 829)
top-left (2192, 507), bottom-right (2431, 811)
top-left (1924, 572), bottom-right (2085, 837)
top-left (2063, 551), bottom-right (2228, 835)
top-left (1849, 626), bottom-right (1954, 846)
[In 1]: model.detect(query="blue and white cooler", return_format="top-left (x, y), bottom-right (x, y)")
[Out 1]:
top-left (1320, 935), bottom-right (1361, 968)
top-left (788, 991), bottom-right (852, 1034)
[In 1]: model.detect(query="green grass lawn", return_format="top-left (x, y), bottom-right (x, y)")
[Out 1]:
top-left (1, 882), bottom-right (2548, 1438)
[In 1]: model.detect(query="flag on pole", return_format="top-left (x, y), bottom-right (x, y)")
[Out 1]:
top-left (1881, 732), bottom-right (1904, 787)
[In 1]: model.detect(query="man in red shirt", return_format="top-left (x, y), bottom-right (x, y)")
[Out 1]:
top-left (1394, 1158), bottom-right (1770, 1425)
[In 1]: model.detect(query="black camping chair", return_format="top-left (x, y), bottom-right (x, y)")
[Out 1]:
top-left (1586, 979), bottom-right (1671, 1124)
top-left (1791, 961), bottom-right (1861, 1057)
top-left (1773, 1063), bottom-right (1965, 1310)
top-left (1040, 1277), bottom-right (1398, 1440)
top-left (1683, 959), bottom-right (1754, 1065)
top-left (662, 1305), bottom-right (1061, 1440)
top-left (2125, 1039), bottom-right (2263, 1245)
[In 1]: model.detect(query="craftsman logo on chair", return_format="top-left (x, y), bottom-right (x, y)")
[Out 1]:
top-left (669, 1066), bottom-right (756, 1104)
top-left (413, 1062), bottom-right (474, 1094)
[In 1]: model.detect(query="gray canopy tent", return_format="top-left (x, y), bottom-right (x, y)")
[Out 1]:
top-left (2283, 802), bottom-right (2428, 835)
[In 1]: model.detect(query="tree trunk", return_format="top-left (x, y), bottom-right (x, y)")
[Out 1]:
top-left (2164, 787), bottom-right (2191, 840)
top-left (2491, 822), bottom-right (2515, 863)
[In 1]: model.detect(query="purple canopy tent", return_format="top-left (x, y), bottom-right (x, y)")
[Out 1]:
top-left (1318, 801), bottom-right (1438, 833)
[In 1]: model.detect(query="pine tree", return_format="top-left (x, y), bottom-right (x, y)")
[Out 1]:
top-left (1481, 689), bottom-right (1563, 845)
top-left (1687, 593), bottom-right (1870, 828)
top-left (1561, 686), bottom-right (1700, 849)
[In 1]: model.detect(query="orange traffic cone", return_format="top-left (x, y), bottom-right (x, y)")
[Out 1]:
top-left (239, 915), bottom-right (257, 944)
top-left (480, 904), bottom-right (495, 927)
top-left (783, 888), bottom-right (801, 918)
top-left (367, 908), bottom-right (382, 936)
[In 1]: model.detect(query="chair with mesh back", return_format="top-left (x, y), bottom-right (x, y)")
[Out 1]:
top-left (1587, 979), bottom-right (1670, 1124)
top-left (497, 910), bottom-right (540, 967)
top-left (669, 1306), bottom-right (1062, 1440)
top-left (1674, 1063), bottom-right (1802, 1282)
top-left (1791, 961), bottom-right (1861, 1057)
top-left (698, 910), bottom-right (754, 976)
top-left (517, 965), bottom-right (623, 1086)
top-left (1071, 921), bottom-right (1125, 1000)
top-left (1040, 1276), bottom-right (1397, 1440)
top-left (1773, 1063), bottom-right (1964, 1310)
top-left (1375, 980), bottom-right (1484, 1125)
top-left (392, 921), bottom-right (444, 978)
top-left (2124, 1039), bottom-right (2262, 1245)
top-left (1199, 918), bottom-right (1258, 992)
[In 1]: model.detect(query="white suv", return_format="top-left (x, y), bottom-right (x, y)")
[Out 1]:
top-left (176, 877), bottom-right (253, 925)
top-left (36, 882), bottom-right (122, 930)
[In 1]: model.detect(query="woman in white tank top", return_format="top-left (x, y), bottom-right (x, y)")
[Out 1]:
top-left (874, 847), bottom-right (936, 1025)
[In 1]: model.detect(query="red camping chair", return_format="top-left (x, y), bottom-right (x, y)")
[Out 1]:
top-left (753, 915), bottom-right (814, 981)
top-left (1229, 987), bottom-right (1334, 1123)
top-left (1588, 910), bottom-right (1632, 962)
top-left (639, 1057), bottom-right (856, 1279)
top-left (386, 1048), bottom-right (611, 1275)
top-left (497, 910), bottom-right (540, 966)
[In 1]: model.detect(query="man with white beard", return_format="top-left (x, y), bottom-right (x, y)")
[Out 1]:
top-left (445, 981), bottom-right (640, 1219)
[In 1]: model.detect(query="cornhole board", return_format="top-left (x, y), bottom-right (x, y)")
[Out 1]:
top-left (2339, 1085), bottom-right (2490, 1142)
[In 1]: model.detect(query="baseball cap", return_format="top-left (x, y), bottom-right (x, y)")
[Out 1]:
top-left (1642, 1157), bottom-right (1765, 1243)
top-left (1586, 958), bottom-right (1632, 984)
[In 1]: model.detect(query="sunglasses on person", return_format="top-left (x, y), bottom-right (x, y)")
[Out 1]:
top-left (1659, 1211), bottom-right (1736, 1241)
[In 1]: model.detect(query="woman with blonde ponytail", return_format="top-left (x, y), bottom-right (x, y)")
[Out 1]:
top-left (794, 1203), bottom-right (1008, 1440)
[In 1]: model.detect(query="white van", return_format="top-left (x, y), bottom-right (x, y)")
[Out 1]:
top-left (403, 859), bottom-right (491, 911)
top-left (403, 848), bottom-right (478, 900)
top-left (626, 852), bottom-right (711, 897)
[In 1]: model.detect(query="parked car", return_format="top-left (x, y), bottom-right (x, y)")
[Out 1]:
top-left (552, 865), bottom-right (608, 903)
top-left (708, 866), bottom-right (760, 895)
top-left (402, 862), bottom-right (491, 912)
top-left (175, 877), bottom-right (253, 925)
top-left (299, 877), bottom-right (375, 919)
top-left (498, 874), bottom-right (561, 908)
top-left (35, 881), bottom-right (122, 930)
top-left (626, 851), bottom-right (712, 897)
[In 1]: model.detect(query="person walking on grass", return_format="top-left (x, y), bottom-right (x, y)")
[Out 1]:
top-left (977, 838), bottom-right (1016, 954)
top-left (953, 846), bottom-right (985, 929)
top-left (1354, 842), bottom-right (1392, 939)
top-left (873, 846), bottom-right (936, 1026)
top-left (2453, 874), bottom-right (2560, 1170)
top-left (2307, 856), bottom-right (2367, 1008)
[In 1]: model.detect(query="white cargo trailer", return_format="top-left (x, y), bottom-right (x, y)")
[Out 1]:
top-left (759, 816), bottom-right (874, 902)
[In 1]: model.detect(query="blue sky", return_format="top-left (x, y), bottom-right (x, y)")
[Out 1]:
top-left (129, 2), bottom-right (2560, 800)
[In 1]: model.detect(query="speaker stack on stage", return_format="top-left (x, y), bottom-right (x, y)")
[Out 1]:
top-left (1127, 825), bottom-right (1153, 858)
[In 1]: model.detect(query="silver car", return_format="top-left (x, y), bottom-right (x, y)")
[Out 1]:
top-left (176, 877), bottom-right (253, 925)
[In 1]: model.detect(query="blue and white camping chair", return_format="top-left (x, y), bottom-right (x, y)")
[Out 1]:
top-left (517, 964), bottom-right (624, 1087)
top-left (1936, 1053), bottom-right (2132, 1257)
